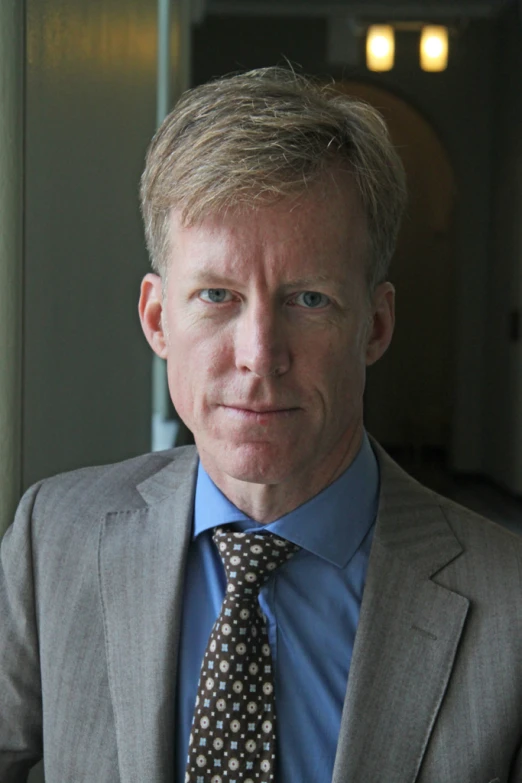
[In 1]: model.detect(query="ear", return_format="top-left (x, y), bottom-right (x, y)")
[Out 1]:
top-left (138, 273), bottom-right (168, 359)
top-left (365, 282), bottom-right (395, 366)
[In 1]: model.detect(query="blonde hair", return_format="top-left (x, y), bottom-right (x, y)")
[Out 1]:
top-left (140, 67), bottom-right (407, 291)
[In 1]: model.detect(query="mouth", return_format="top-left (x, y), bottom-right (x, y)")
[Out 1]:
top-left (220, 404), bottom-right (301, 419)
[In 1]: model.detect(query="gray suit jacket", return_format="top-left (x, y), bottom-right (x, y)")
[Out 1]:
top-left (1, 443), bottom-right (522, 783)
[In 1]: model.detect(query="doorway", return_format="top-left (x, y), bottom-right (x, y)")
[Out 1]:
top-left (336, 82), bottom-right (456, 460)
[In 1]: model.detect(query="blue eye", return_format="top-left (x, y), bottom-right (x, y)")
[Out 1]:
top-left (199, 289), bottom-right (232, 303)
top-left (293, 291), bottom-right (330, 308)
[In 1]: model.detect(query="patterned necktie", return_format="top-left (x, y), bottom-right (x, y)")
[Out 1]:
top-left (185, 527), bottom-right (300, 783)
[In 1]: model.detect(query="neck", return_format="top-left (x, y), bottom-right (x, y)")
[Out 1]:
top-left (199, 425), bottom-right (364, 524)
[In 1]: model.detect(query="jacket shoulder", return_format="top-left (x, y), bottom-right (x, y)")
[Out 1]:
top-left (373, 437), bottom-right (522, 565)
top-left (437, 490), bottom-right (522, 559)
top-left (27, 445), bottom-right (198, 521)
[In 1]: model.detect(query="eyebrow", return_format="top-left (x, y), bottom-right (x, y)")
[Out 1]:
top-left (189, 271), bottom-right (240, 287)
top-left (282, 274), bottom-right (339, 288)
top-left (189, 271), bottom-right (342, 288)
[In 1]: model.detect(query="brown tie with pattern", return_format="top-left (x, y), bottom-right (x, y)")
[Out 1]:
top-left (185, 527), bottom-right (300, 783)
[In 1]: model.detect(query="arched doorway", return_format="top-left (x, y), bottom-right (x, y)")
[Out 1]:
top-left (337, 82), bottom-right (456, 460)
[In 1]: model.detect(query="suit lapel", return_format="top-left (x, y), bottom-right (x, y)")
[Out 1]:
top-left (98, 447), bottom-right (198, 783)
top-left (332, 445), bottom-right (470, 783)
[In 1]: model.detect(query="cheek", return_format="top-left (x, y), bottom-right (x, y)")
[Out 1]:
top-left (164, 325), bottom-right (233, 413)
top-left (308, 333), bottom-right (366, 401)
top-left (165, 361), bottom-right (192, 422)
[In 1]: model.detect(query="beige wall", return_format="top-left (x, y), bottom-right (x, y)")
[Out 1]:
top-left (0, 0), bottom-right (24, 539)
top-left (22, 0), bottom-right (158, 490)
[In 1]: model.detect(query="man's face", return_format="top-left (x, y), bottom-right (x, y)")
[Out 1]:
top-left (140, 172), bottom-right (394, 492)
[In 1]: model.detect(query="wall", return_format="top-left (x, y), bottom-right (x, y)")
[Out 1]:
top-left (485, 1), bottom-right (522, 493)
top-left (192, 14), bottom-right (495, 472)
top-left (22, 0), bottom-right (158, 490)
top-left (0, 0), bottom-right (24, 538)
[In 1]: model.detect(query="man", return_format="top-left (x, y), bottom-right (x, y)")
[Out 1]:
top-left (1, 67), bottom-right (522, 783)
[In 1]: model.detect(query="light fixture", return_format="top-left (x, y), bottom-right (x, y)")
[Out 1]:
top-left (366, 25), bottom-right (395, 72)
top-left (420, 26), bottom-right (449, 72)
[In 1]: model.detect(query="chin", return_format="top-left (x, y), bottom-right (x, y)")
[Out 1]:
top-left (205, 440), bottom-right (299, 486)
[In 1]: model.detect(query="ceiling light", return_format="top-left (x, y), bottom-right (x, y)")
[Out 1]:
top-left (366, 25), bottom-right (395, 72)
top-left (420, 26), bottom-right (449, 72)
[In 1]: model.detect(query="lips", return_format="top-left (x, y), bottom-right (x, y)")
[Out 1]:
top-left (218, 404), bottom-right (301, 424)
top-left (222, 404), bottom-right (299, 414)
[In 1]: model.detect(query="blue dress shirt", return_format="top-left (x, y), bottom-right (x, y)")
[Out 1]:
top-left (176, 433), bottom-right (379, 782)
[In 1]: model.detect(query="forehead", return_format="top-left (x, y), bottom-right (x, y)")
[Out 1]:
top-left (167, 170), bottom-right (368, 280)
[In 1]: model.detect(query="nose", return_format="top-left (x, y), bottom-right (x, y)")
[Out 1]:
top-left (234, 301), bottom-right (291, 378)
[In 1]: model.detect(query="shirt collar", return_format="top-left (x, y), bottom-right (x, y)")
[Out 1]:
top-left (193, 432), bottom-right (379, 569)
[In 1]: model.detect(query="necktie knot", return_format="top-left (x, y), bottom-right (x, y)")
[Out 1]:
top-left (213, 527), bottom-right (300, 597)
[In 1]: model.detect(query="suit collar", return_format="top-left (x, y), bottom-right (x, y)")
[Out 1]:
top-left (135, 440), bottom-right (464, 577)
top-left (135, 440), bottom-right (463, 574)
top-left (136, 445), bottom-right (198, 505)
top-left (370, 439), bottom-right (464, 578)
